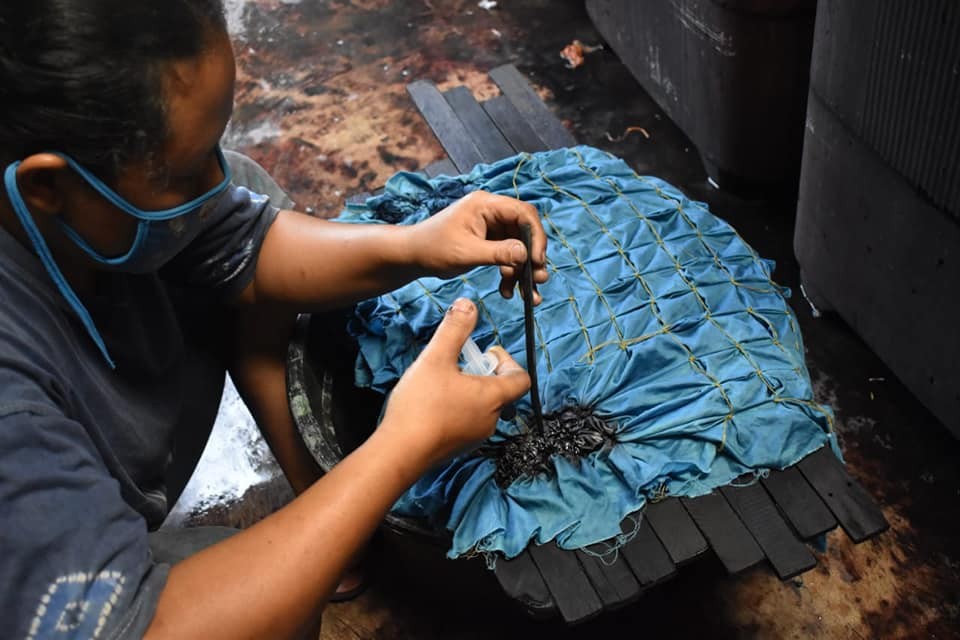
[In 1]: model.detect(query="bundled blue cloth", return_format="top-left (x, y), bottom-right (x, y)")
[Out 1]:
top-left (340, 146), bottom-right (836, 560)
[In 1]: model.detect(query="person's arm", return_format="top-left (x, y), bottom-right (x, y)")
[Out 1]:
top-left (226, 190), bottom-right (549, 494)
top-left (236, 190), bottom-right (549, 309)
top-left (228, 304), bottom-right (320, 494)
top-left (145, 299), bottom-right (529, 639)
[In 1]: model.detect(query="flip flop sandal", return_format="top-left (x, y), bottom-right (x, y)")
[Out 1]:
top-left (329, 579), bottom-right (368, 603)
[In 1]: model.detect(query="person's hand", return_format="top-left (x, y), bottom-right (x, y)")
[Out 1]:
top-left (408, 190), bottom-right (549, 304)
top-left (377, 298), bottom-right (530, 470)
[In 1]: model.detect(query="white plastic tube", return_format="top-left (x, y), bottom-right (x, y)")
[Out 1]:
top-left (460, 337), bottom-right (499, 376)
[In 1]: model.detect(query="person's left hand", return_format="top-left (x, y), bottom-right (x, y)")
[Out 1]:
top-left (408, 190), bottom-right (549, 303)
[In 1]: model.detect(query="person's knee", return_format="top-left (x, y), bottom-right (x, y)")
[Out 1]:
top-left (148, 526), bottom-right (239, 565)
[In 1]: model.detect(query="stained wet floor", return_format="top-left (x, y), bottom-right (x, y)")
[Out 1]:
top-left (172, 1), bottom-right (960, 637)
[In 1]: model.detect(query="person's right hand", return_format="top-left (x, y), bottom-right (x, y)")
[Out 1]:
top-left (378, 297), bottom-right (530, 470)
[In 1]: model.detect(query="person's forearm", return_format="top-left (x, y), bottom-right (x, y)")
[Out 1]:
top-left (241, 191), bottom-right (550, 309)
top-left (240, 210), bottom-right (424, 308)
top-left (145, 426), bottom-right (419, 640)
top-left (229, 305), bottom-right (321, 494)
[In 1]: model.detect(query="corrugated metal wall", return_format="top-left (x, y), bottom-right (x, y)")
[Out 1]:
top-left (813, 1), bottom-right (959, 217)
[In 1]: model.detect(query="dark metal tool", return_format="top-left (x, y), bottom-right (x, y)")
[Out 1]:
top-left (519, 224), bottom-right (544, 434)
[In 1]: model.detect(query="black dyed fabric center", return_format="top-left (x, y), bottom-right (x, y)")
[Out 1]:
top-left (481, 407), bottom-right (617, 488)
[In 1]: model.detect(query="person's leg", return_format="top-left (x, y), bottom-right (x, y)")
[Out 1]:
top-left (222, 151), bottom-right (367, 601)
top-left (222, 150), bottom-right (321, 494)
top-left (149, 526), bottom-right (239, 565)
top-left (163, 150), bottom-right (284, 500)
top-left (164, 298), bottom-right (231, 507)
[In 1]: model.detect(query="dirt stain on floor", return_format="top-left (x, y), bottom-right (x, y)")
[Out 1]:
top-left (224, 0), bottom-right (532, 216)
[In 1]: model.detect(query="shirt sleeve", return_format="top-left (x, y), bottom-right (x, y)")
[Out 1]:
top-left (160, 184), bottom-right (280, 299)
top-left (0, 406), bottom-right (169, 640)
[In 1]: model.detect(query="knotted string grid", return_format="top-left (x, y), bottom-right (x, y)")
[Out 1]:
top-left (344, 146), bottom-right (835, 559)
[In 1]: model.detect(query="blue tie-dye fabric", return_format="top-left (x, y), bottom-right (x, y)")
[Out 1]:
top-left (338, 146), bottom-right (836, 560)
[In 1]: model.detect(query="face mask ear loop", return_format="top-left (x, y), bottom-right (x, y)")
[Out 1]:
top-left (58, 217), bottom-right (150, 266)
top-left (52, 145), bottom-right (234, 221)
top-left (3, 162), bottom-right (117, 369)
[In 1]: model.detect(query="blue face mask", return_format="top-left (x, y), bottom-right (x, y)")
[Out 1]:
top-left (3, 147), bottom-right (233, 369)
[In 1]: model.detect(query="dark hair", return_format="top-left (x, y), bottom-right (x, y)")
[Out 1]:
top-left (0, 0), bottom-right (225, 182)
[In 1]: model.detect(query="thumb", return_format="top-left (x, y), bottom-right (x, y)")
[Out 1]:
top-left (485, 238), bottom-right (527, 268)
top-left (423, 298), bottom-right (478, 364)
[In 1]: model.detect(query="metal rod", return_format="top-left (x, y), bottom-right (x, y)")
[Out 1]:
top-left (519, 224), bottom-right (544, 434)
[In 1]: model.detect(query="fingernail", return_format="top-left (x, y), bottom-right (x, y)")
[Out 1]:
top-left (510, 242), bottom-right (526, 264)
top-left (448, 298), bottom-right (474, 314)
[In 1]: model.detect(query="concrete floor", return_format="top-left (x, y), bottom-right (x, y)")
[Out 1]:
top-left (175, 1), bottom-right (960, 637)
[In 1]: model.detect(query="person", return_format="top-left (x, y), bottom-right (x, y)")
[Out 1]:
top-left (0, 1), bottom-right (548, 638)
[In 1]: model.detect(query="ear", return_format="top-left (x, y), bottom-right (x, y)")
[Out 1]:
top-left (13, 153), bottom-right (71, 217)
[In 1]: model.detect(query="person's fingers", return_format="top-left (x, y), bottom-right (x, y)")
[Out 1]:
top-left (508, 278), bottom-right (542, 306)
top-left (493, 373), bottom-right (531, 403)
top-left (499, 276), bottom-right (516, 300)
top-left (492, 362), bottom-right (530, 408)
top-left (499, 265), bottom-right (517, 299)
top-left (498, 264), bottom-right (546, 304)
top-left (422, 298), bottom-right (478, 364)
top-left (486, 347), bottom-right (531, 403)
top-left (529, 223), bottom-right (548, 272)
top-left (475, 193), bottom-right (547, 267)
top-left (486, 238), bottom-right (527, 267)
top-left (488, 346), bottom-right (522, 373)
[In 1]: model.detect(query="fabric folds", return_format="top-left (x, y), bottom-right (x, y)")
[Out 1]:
top-left (339, 147), bottom-right (835, 559)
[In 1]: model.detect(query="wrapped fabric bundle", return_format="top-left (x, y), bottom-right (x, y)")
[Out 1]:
top-left (339, 146), bottom-right (836, 560)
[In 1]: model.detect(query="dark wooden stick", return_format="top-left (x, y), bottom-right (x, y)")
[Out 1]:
top-left (519, 223), bottom-right (544, 434)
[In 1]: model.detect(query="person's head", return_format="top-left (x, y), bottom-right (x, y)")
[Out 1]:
top-left (0, 0), bottom-right (234, 258)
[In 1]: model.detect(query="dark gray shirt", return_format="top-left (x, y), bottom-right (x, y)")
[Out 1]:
top-left (0, 184), bottom-right (278, 639)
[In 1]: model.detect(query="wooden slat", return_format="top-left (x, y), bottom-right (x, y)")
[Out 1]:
top-left (575, 546), bottom-right (642, 610)
top-left (424, 158), bottom-right (457, 178)
top-left (617, 518), bottom-right (676, 586)
top-left (488, 64), bottom-right (577, 149)
top-left (345, 191), bottom-right (371, 205)
top-left (644, 498), bottom-right (709, 565)
top-left (407, 80), bottom-right (484, 172)
top-left (798, 446), bottom-right (889, 543)
top-left (721, 483), bottom-right (817, 580)
top-left (443, 86), bottom-right (515, 162)
top-left (493, 551), bottom-right (556, 617)
top-left (529, 542), bottom-right (604, 624)
top-left (682, 493), bottom-right (765, 574)
top-left (762, 466), bottom-right (837, 539)
top-left (482, 96), bottom-right (550, 153)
